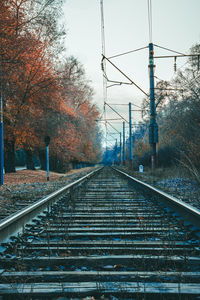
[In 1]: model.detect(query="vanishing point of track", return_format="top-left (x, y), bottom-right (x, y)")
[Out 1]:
top-left (0, 166), bottom-right (200, 299)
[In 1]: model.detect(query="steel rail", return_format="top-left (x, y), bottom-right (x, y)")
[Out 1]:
top-left (0, 167), bottom-right (102, 242)
top-left (113, 167), bottom-right (200, 229)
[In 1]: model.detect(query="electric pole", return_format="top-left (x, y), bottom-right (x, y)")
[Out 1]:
top-left (119, 132), bottom-right (122, 164)
top-left (129, 102), bottom-right (133, 162)
top-left (115, 139), bottom-right (118, 164)
top-left (148, 43), bottom-right (158, 170)
top-left (123, 121), bottom-right (125, 164)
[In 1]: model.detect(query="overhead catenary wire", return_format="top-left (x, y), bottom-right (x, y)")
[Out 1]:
top-left (105, 102), bottom-right (129, 123)
top-left (103, 55), bottom-right (149, 97)
top-left (100, 2), bottom-right (107, 103)
top-left (107, 121), bottom-right (121, 134)
top-left (107, 132), bottom-right (118, 140)
top-left (100, 0), bottom-right (108, 147)
top-left (105, 139), bottom-right (116, 147)
top-left (147, 0), bottom-right (152, 43)
top-left (100, 0), bottom-right (150, 151)
top-left (100, 0), bottom-right (106, 58)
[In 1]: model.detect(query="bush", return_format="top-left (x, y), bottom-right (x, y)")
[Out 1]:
top-left (158, 146), bottom-right (179, 167)
top-left (132, 146), bottom-right (179, 169)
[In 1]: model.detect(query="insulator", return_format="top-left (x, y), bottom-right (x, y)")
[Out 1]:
top-left (101, 61), bottom-right (104, 72)
top-left (174, 57), bottom-right (177, 72)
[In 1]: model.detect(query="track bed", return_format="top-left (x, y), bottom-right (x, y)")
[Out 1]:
top-left (0, 167), bottom-right (200, 299)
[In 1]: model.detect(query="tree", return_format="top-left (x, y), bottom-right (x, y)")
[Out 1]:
top-left (1, 0), bottom-right (102, 173)
top-left (1, 0), bottom-right (66, 172)
top-left (135, 43), bottom-right (200, 174)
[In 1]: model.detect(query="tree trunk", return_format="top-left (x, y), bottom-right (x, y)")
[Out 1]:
top-left (4, 139), bottom-right (16, 173)
top-left (25, 150), bottom-right (35, 170)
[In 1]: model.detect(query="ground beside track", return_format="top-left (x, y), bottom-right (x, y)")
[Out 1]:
top-left (0, 167), bottom-right (96, 217)
top-left (116, 166), bottom-right (200, 210)
top-left (1, 165), bottom-right (200, 220)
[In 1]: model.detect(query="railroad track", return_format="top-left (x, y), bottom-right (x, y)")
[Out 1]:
top-left (0, 166), bottom-right (200, 299)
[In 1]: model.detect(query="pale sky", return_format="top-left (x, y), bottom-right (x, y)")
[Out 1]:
top-left (63, 0), bottom-right (200, 145)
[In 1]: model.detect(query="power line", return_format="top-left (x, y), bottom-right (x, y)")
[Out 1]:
top-left (100, 0), bottom-right (107, 122)
top-left (103, 55), bottom-right (149, 97)
top-left (147, 0), bottom-right (152, 43)
top-left (100, 0), bottom-right (106, 57)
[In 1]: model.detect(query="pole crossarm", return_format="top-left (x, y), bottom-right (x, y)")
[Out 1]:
top-left (105, 78), bottom-right (132, 86)
top-left (154, 54), bottom-right (200, 59)
top-left (102, 55), bottom-right (149, 97)
top-left (103, 73), bottom-right (133, 88)
top-left (107, 82), bottom-right (132, 88)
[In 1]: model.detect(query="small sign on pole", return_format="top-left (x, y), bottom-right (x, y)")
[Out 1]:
top-left (139, 165), bottom-right (143, 173)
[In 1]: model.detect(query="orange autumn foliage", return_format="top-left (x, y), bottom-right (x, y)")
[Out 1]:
top-left (1, 0), bottom-right (102, 172)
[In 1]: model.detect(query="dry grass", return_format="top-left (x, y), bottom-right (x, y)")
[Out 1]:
top-left (117, 165), bottom-right (200, 209)
top-left (0, 167), bottom-right (96, 217)
top-left (2, 167), bottom-right (93, 186)
top-left (122, 165), bottom-right (191, 184)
